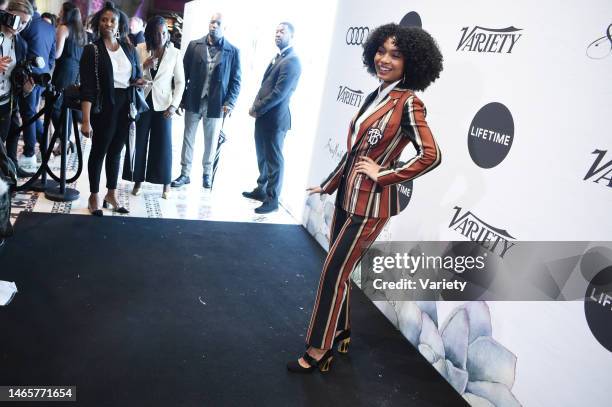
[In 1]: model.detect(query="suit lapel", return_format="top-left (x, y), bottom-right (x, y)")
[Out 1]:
top-left (97, 40), bottom-right (114, 92)
top-left (156, 45), bottom-right (172, 77)
top-left (349, 90), bottom-right (377, 131)
top-left (350, 90), bottom-right (404, 151)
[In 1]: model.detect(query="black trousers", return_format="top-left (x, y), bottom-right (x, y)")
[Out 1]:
top-left (254, 120), bottom-right (287, 203)
top-left (88, 88), bottom-right (129, 193)
top-left (122, 102), bottom-right (172, 185)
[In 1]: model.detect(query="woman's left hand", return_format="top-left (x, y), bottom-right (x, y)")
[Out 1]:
top-left (355, 156), bottom-right (381, 182)
top-left (163, 106), bottom-right (176, 119)
top-left (133, 78), bottom-right (149, 89)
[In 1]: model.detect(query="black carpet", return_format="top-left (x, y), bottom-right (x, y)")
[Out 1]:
top-left (0, 212), bottom-right (467, 407)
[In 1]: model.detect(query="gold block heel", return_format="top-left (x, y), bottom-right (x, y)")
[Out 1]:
top-left (338, 338), bottom-right (350, 354)
top-left (319, 356), bottom-right (333, 373)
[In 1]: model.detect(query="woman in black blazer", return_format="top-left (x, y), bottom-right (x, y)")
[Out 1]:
top-left (79, 1), bottom-right (146, 216)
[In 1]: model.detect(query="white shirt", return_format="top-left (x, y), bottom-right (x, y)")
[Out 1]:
top-left (351, 79), bottom-right (401, 146)
top-left (108, 45), bottom-right (132, 89)
top-left (0, 33), bottom-right (16, 105)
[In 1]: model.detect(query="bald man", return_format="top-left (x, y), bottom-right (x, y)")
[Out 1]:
top-left (173, 12), bottom-right (242, 189)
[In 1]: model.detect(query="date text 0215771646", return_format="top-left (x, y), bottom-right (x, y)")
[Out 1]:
top-left (0, 386), bottom-right (76, 401)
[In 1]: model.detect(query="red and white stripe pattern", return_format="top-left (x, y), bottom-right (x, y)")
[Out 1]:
top-left (321, 88), bottom-right (441, 218)
top-left (306, 208), bottom-right (388, 349)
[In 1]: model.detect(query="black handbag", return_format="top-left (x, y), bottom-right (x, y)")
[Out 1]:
top-left (63, 43), bottom-right (102, 113)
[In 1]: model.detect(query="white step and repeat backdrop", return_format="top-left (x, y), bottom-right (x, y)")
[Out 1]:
top-left (301, 1), bottom-right (612, 406)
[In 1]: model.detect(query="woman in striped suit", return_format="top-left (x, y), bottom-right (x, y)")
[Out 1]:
top-left (288, 24), bottom-right (444, 373)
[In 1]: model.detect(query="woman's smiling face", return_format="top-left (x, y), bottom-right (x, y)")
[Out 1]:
top-left (374, 36), bottom-right (405, 85)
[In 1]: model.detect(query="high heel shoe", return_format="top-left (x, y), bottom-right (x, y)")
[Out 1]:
top-left (88, 204), bottom-right (103, 217)
top-left (334, 329), bottom-right (351, 354)
top-left (131, 186), bottom-right (141, 196)
top-left (287, 349), bottom-right (334, 374)
top-left (103, 199), bottom-right (130, 214)
top-left (52, 140), bottom-right (75, 156)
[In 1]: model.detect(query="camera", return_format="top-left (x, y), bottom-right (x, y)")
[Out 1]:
top-left (11, 57), bottom-right (51, 95)
top-left (0, 10), bottom-right (21, 31)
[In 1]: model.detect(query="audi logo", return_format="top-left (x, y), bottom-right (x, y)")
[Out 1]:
top-left (346, 26), bottom-right (369, 45)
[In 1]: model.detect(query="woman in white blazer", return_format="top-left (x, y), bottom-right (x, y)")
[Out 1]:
top-left (124, 16), bottom-right (185, 198)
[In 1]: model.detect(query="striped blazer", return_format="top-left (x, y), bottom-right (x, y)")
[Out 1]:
top-left (320, 87), bottom-right (441, 218)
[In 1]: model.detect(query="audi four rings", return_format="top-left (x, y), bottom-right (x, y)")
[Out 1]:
top-left (346, 27), bottom-right (370, 45)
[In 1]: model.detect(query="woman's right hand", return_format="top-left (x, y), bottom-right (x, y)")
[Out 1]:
top-left (306, 186), bottom-right (323, 195)
top-left (81, 121), bottom-right (92, 138)
top-left (0, 56), bottom-right (11, 74)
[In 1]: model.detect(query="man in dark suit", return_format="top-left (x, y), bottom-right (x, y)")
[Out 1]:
top-left (243, 22), bottom-right (301, 214)
top-left (16, 0), bottom-right (55, 170)
top-left (172, 12), bottom-right (241, 189)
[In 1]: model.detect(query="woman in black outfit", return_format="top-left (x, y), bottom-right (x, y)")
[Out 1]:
top-left (53, 2), bottom-right (84, 91)
top-left (124, 16), bottom-right (184, 199)
top-left (52, 2), bottom-right (85, 132)
top-left (79, 1), bottom-right (145, 216)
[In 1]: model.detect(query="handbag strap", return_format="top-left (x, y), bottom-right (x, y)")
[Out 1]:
top-left (93, 44), bottom-right (100, 98)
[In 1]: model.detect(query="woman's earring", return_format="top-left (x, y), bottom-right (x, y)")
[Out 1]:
top-left (115, 30), bottom-right (120, 39)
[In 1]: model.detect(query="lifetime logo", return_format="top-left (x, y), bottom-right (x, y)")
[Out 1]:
top-left (346, 26), bottom-right (369, 46)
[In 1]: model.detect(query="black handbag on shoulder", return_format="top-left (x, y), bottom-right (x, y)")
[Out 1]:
top-left (63, 43), bottom-right (102, 113)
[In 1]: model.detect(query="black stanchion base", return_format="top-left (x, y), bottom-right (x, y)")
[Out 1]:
top-left (30, 179), bottom-right (60, 192)
top-left (45, 187), bottom-right (80, 202)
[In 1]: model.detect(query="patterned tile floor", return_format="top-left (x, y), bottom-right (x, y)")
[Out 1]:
top-left (10, 118), bottom-right (298, 225)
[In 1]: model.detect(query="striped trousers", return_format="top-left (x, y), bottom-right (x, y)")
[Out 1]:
top-left (306, 208), bottom-right (388, 350)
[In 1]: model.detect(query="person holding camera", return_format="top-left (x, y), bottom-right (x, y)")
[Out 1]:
top-left (79, 1), bottom-right (145, 217)
top-left (16, 0), bottom-right (54, 170)
top-left (0, 0), bottom-right (32, 157)
top-left (0, 0), bottom-right (32, 242)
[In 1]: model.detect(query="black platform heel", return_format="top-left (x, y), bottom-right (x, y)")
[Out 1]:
top-left (103, 199), bottom-right (129, 214)
top-left (334, 329), bottom-right (351, 354)
top-left (287, 349), bottom-right (334, 374)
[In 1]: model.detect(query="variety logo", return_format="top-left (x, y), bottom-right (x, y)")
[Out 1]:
top-left (449, 206), bottom-right (516, 258)
top-left (457, 26), bottom-right (522, 53)
top-left (584, 149), bottom-right (612, 188)
top-left (337, 85), bottom-right (364, 107)
top-left (468, 102), bottom-right (514, 169)
top-left (346, 26), bottom-right (369, 45)
top-left (367, 128), bottom-right (383, 146)
top-left (586, 23), bottom-right (612, 59)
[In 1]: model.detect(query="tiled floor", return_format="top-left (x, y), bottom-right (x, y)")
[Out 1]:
top-left (10, 117), bottom-right (298, 225)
